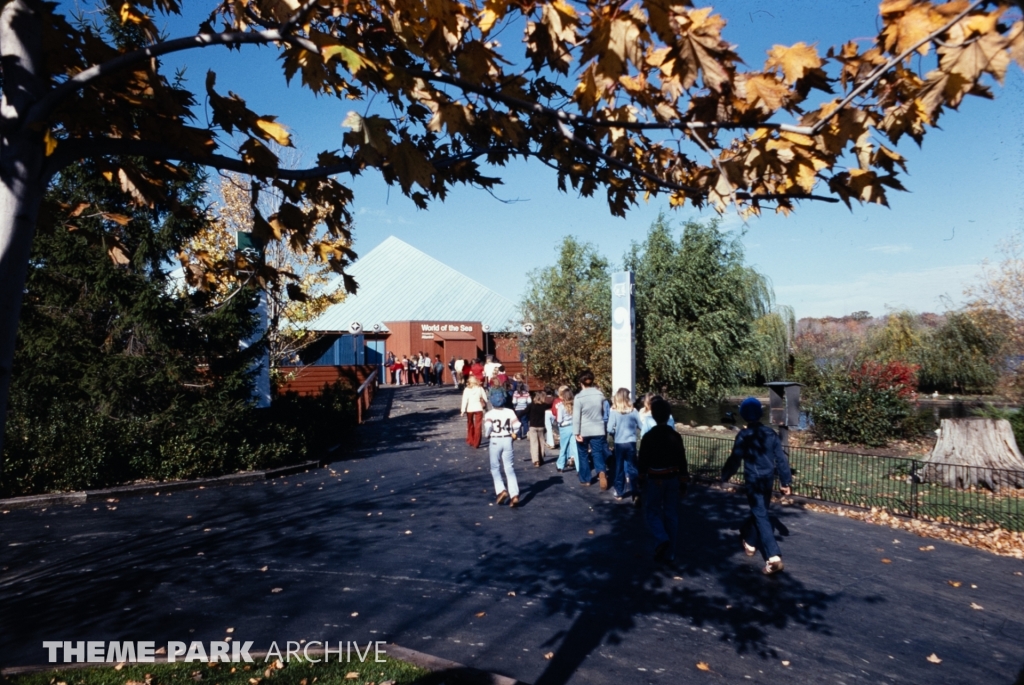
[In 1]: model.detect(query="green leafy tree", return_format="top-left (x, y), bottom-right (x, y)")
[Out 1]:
top-left (520, 237), bottom-right (611, 389)
top-left (867, 310), bottom-right (924, 363)
top-left (917, 311), bottom-right (1002, 393)
top-left (625, 215), bottom-right (786, 404)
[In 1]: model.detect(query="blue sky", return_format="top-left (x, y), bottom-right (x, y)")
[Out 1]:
top-left (151, 0), bottom-right (1024, 319)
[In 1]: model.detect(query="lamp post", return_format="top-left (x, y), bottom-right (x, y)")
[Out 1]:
top-left (521, 322), bottom-right (534, 386)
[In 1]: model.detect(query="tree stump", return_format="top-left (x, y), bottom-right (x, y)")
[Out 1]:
top-left (921, 418), bottom-right (1024, 492)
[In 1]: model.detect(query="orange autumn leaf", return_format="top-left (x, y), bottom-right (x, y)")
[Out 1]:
top-left (765, 42), bottom-right (822, 84)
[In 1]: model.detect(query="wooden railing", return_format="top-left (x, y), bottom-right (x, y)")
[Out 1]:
top-left (275, 364), bottom-right (376, 396)
top-left (355, 368), bottom-right (378, 424)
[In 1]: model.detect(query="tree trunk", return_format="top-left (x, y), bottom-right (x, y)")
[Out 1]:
top-left (921, 418), bottom-right (1024, 492)
top-left (0, 0), bottom-right (46, 470)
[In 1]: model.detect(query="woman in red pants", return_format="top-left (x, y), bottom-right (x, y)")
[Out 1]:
top-left (460, 375), bottom-right (489, 448)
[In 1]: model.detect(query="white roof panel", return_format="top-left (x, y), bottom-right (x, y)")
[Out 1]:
top-left (310, 236), bottom-right (521, 333)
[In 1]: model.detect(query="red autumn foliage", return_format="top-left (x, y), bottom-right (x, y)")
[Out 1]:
top-left (850, 360), bottom-right (919, 398)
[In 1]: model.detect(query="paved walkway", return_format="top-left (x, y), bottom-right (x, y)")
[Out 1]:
top-left (2, 385), bottom-right (1023, 684)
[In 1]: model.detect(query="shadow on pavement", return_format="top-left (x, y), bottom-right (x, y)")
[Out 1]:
top-left (452, 485), bottom-right (874, 685)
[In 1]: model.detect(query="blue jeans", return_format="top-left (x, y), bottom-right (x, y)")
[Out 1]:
top-left (557, 425), bottom-right (577, 470)
top-left (743, 478), bottom-right (780, 560)
top-left (489, 437), bottom-right (519, 498)
top-left (514, 410), bottom-right (528, 439)
top-left (612, 442), bottom-right (638, 496)
top-left (644, 477), bottom-right (679, 556)
top-left (577, 435), bottom-right (609, 484)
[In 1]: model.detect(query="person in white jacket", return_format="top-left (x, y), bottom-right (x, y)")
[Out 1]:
top-left (461, 375), bottom-right (489, 448)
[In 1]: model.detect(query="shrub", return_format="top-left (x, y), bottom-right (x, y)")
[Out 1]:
top-left (810, 361), bottom-right (921, 447)
top-left (0, 380), bottom-right (357, 497)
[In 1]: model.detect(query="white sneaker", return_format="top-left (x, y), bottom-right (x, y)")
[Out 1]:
top-left (742, 540), bottom-right (757, 557)
top-left (763, 556), bottom-right (784, 575)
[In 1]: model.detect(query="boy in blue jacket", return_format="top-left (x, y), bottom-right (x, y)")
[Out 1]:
top-left (721, 397), bottom-right (793, 575)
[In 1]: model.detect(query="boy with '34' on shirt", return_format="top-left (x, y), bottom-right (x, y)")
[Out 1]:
top-left (484, 390), bottom-right (522, 508)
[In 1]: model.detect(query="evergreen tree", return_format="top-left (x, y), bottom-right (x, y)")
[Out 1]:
top-left (2, 155), bottom-right (262, 495)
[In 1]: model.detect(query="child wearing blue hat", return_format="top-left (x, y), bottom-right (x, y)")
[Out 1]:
top-left (484, 389), bottom-right (522, 507)
top-left (721, 397), bottom-right (793, 575)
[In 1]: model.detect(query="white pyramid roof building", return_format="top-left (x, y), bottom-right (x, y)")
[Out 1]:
top-left (309, 235), bottom-right (521, 333)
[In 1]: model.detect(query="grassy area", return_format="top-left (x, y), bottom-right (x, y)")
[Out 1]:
top-left (6, 656), bottom-right (429, 685)
top-left (680, 431), bottom-right (1024, 532)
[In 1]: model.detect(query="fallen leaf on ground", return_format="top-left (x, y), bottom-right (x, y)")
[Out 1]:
top-left (475, 612), bottom-right (486, 617)
top-left (405, 530), bottom-right (412, 535)
top-left (919, 545), bottom-right (935, 551)
top-left (259, 566), bottom-right (268, 572)
top-left (344, 674), bottom-right (359, 680)
top-left (881, 558), bottom-right (892, 564)
top-left (507, 591), bottom-right (516, 597)
top-left (927, 653), bottom-right (942, 664)
top-left (803, 503), bottom-right (1024, 559)
top-left (781, 660), bottom-right (790, 666)
top-left (696, 662), bottom-right (710, 671)
top-left (156, 647), bottom-right (166, 654)
top-left (970, 602), bottom-right (984, 610)
top-left (948, 581), bottom-right (962, 587)
top-left (971, 584), bottom-right (978, 588)
top-left (351, 612), bottom-right (359, 617)
top-left (271, 588), bottom-right (283, 593)
top-left (226, 627), bottom-right (234, 633)
top-left (114, 663), bottom-right (125, 671)
top-left (587, 530), bottom-right (594, 535)
top-left (543, 652), bottom-right (554, 660)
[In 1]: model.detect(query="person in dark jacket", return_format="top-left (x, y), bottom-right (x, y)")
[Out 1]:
top-left (637, 398), bottom-right (689, 562)
top-left (721, 397), bottom-right (793, 575)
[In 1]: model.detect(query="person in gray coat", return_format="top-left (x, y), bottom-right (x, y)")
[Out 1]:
top-left (572, 370), bottom-right (611, 489)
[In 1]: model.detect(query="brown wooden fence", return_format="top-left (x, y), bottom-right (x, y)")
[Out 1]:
top-left (275, 364), bottom-right (377, 396)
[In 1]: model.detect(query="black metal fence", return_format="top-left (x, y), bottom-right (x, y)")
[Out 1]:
top-left (679, 430), bottom-right (1024, 532)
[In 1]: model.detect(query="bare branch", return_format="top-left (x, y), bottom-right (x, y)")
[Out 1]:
top-left (808, 0), bottom-right (988, 135)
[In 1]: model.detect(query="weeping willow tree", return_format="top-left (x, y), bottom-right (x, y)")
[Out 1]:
top-left (625, 215), bottom-right (791, 405)
top-left (867, 310), bottom-right (924, 363)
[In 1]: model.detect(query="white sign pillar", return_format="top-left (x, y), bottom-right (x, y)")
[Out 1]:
top-left (611, 271), bottom-right (636, 399)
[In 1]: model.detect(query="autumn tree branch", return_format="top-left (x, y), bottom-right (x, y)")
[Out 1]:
top-left (554, 122), bottom-right (839, 204)
top-left (808, 0), bottom-right (989, 135)
top-left (53, 138), bottom-right (357, 179)
top-left (418, 70), bottom-right (816, 136)
top-left (25, 27), bottom-right (319, 131)
top-left (51, 138), bottom-right (512, 182)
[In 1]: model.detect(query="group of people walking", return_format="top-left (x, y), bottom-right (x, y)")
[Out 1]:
top-left (460, 369), bottom-right (793, 574)
top-left (386, 352), bottom-right (446, 386)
